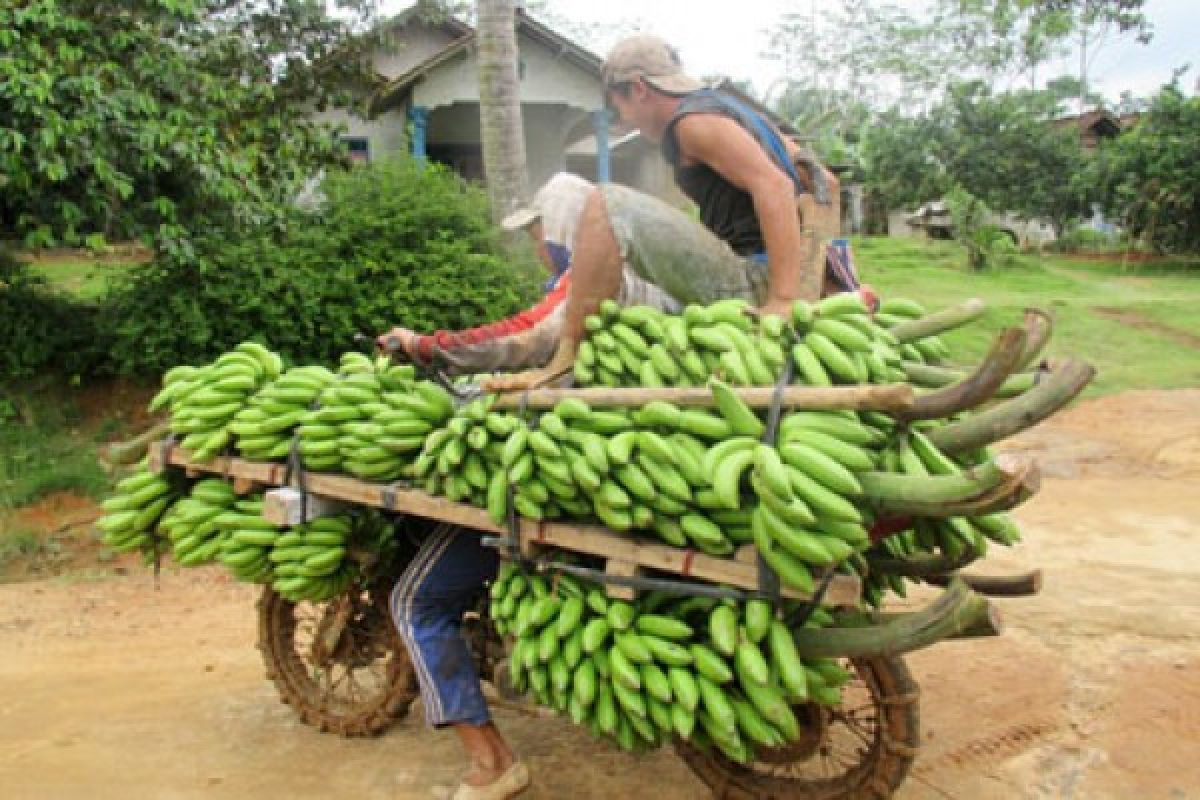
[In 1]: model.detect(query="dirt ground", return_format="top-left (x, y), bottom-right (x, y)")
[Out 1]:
top-left (1, 390), bottom-right (1197, 800)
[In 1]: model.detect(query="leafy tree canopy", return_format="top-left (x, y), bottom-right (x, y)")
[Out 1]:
top-left (0, 0), bottom-right (386, 251)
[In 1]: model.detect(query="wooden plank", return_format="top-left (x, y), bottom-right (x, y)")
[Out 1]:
top-left (490, 384), bottom-right (914, 413)
top-left (162, 445), bottom-right (287, 485)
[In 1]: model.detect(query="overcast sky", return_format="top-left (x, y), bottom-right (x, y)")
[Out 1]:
top-left (379, 0), bottom-right (1197, 103)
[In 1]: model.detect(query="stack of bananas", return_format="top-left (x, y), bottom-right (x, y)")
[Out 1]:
top-left (96, 467), bottom-right (181, 559)
top-left (149, 342), bottom-right (283, 462)
top-left (296, 354), bottom-right (443, 480)
top-left (230, 365), bottom-right (338, 461)
top-left (491, 563), bottom-right (852, 762)
top-left (159, 478), bottom-right (239, 567)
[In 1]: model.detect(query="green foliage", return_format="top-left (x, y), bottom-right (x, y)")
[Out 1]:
top-left (862, 82), bottom-right (1091, 234)
top-left (934, 82), bottom-right (1093, 234)
top-left (860, 110), bottom-right (951, 210)
top-left (100, 158), bottom-right (542, 375)
top-left (1097, 85), bottom-right (1200, 254)
top-left (944, 187), bottom-right (1021, 270)
top-left (0, 244), bottom-right (102, 380)
top-left (0, 389), bottom-right (109, 511)
top-left (0, 0), bottom-right (384, 249)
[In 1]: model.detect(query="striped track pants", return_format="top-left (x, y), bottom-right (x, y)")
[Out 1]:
top-left (389, 524), bottom-right (499, 727)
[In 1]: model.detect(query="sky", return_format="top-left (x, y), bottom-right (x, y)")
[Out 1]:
top-left (378, 0), bottom-right (1198, 104)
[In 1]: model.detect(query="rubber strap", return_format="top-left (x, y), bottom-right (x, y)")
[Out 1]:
top-left (756, 358), bottom-right (795, 608)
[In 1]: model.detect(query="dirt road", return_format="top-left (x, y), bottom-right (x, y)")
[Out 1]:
top-left (2, 390), bottom-right (1198, 800)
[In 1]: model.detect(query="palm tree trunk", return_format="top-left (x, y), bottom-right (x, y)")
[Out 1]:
top-left (476, 0), bottom-right (529, 222)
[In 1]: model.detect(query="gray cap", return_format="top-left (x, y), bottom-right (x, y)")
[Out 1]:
top-left (602, 35), bottom-right (703, 96)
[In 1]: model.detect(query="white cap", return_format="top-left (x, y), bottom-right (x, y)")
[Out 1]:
top-left (500, 173), bottom-right (594, 244)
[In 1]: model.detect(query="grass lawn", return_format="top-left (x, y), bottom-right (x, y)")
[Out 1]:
top-left (851, 236), bottom-right (1200, 396)
top-left (17, 245), bottom-right (150, 300)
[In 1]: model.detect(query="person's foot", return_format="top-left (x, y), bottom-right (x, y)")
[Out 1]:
top-left (450, 760), bottom-right (531, 800)
top-left (482, 348), bottom-right (575, 392)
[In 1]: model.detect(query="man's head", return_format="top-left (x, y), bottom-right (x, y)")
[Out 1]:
top-left (502, 173), bottom-right (593, 278)
top-left (602, 35), bottom-right (702, 142)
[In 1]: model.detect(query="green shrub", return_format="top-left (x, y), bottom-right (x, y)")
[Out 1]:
top-left (101, 158), bottom-right (542, 375)
top-left (0, 244), bottom-right (104, 380)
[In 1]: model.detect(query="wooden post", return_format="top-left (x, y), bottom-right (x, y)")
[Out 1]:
top-left (491, 383), bottom-right (914, 413)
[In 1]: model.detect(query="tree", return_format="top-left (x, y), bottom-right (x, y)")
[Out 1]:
top-left (476, 0), bottom-right (529, 222)
top-left (1098, 84), bottom-right (1200, 253)
top-left (0, 0), bottom-right (384, 250)
top-left (860, 110), bottom-right (952, 211)
top-left (933, 82), bottom-right (1093, 235)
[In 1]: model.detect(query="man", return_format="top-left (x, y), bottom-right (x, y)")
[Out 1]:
top-left (381, 173), bottom-right (679, 800)
top-left (487, 34), bottom-right (853, 391)
top-left (378, 172), bottom-right (678, 375)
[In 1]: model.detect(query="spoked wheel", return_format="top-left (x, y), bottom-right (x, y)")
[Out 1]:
top-left (257, 580), bottom-right (418, 736)
top-left (676, 654), bottom-right (920, 800)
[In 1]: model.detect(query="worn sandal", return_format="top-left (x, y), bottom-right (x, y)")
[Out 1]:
top-left (450, 760), bottom-right (531, 800)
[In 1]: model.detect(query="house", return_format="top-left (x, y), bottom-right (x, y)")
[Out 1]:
top-left (314, 4), bottom-right (664, 197)
top-left (1052, 109), bottom-right (1124, 150)
top-left (319, 6), bottom-right (803, 211)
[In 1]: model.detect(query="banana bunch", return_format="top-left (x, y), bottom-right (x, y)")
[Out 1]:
top-left (575, 294), bottom-right (915, 391)
top-left (210, 495), bottom-right (279, 582)
top-left (861, 429), bottom-right (1023, 606)
top-left (296, 355), bottom-right (438, 480)
top-left (409, 396), bottom-right (535, 513)
top-left (575, 298), bottom-right (792, 389)
top-left (96, 466), bottom-right (180, 557)
top-left (230, 365), bottom-right (338, 461)
top-left (490, 563), bottom-right (853, 761)
top-left (267, 512), bottom-right (392, 602)
top-left (149, 342), bottom-right (284, 462)
top-left (873, 297), bottom-right (952, 366)
top-left (159, 478), bottom-right (239, 567)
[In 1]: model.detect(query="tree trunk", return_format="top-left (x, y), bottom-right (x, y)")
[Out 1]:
top-left (476, 0), bottom-right (529, 223)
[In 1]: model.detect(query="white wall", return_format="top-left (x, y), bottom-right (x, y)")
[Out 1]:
top-left (412, 31), bottom-right (600, 112)
top-left (313, 108), bottom-right (408, 163)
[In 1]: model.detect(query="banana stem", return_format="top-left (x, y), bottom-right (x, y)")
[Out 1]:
top-left (925, 359), bottom-right (1095, 455)
top-left (790, 579), bottom-right (1000, 657)
top-left (897, 327), bottom-right (1026, 421)
top-left (904, 362), bottom-right (1036, 398)
top-left (889, 298), bottom-right (987, 343)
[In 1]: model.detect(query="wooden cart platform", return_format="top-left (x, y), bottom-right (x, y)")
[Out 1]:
top-left (148, 442), bottom-right (860, 605)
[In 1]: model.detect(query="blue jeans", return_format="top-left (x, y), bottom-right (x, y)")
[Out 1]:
top-left (389, 524), bottom-right (499, 727)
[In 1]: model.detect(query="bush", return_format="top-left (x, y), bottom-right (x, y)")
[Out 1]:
top-left (0, 244), bottom-right (103, 380)
top-left (101, 158), bottom-right (542, 375)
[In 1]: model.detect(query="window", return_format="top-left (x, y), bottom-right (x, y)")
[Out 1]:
top-left (342, 136), bottom-right (370, 163)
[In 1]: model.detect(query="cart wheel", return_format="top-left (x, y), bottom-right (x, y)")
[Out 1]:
top-left (675, 654), bottom-right (920, 800)
top-left (257, 580), bottom-right (418, 737)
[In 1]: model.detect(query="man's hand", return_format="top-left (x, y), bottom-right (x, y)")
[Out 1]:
top-left (377, 327), bottom-right (418, 360)
top-left (756, 298), bottom-right (794, 319)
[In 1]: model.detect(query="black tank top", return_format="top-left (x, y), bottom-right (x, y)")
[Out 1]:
top-left (661, 90), bottom-right (801, 256)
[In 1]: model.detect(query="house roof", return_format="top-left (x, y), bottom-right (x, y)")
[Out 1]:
top-left (1053, 109), bottom-right (1122, 138)
top-left (380, 2), bottom-right (473, 40)
top-left (369, 7), bottom-right (603, 116)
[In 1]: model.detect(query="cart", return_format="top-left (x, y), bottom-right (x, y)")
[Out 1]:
top-left (144, 306), bottom-right (1086, 799)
